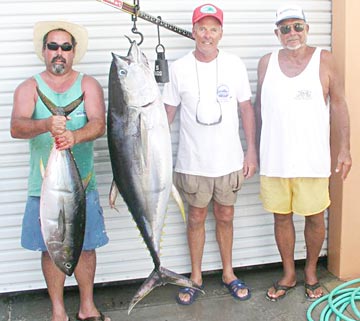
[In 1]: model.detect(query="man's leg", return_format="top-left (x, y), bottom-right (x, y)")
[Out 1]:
top-left (74, 250), bottom-right (111, 321)
top-left (178, 205), bottom-right (207, 303)
top-left (213, 201), bottom-right (249, 299)
top-left (41, 252), bottom-right (68, 321)
top-left (304, 212), bottom-right (325, 299)
top-left (266, 213), bottom-right (297, 300)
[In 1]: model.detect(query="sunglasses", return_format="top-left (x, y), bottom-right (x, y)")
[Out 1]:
top-left (196, 99), bottom-right (223, 126)
top-left (46, 42), bottom-right (73, 51)
top-left (278, 23), bottom-right (305, 35)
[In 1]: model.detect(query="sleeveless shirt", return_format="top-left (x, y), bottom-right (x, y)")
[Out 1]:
top-left (28, 73), bottom-right (97, 196)
top-left (260, 48), bottom-right (330, 178)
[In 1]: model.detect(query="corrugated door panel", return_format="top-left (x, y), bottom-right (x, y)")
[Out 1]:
top-left (0, 0), bottom-right (331, 293)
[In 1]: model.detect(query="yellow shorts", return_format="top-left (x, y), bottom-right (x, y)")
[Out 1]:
top-left (260, 176), bottom-right (330, 216)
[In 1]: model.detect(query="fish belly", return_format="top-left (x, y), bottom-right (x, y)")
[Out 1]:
top-left (40, 147), bottom-right (85, 276)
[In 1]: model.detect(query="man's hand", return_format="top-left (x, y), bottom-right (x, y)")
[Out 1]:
top-left (335, 150), bottom-right (352, 180)
top-left (243, 149), bottom-right (258, 179)
top-left (47, 115), bottom-right (67, 137)
top-left (54, 130), bottom-right (76, 150)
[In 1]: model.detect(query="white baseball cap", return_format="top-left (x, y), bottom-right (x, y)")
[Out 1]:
top-left (275, 4), bottom-right (306, 25)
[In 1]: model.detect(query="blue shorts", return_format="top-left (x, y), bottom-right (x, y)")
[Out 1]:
top-left (21, 190), bottom-right (109, 251)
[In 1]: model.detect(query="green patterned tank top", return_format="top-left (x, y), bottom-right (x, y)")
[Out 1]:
top-left (28, 73), bottom-right (97, 196)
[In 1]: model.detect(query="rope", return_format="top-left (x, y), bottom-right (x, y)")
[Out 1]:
top-left (306, 278), bottom-right (360, 321)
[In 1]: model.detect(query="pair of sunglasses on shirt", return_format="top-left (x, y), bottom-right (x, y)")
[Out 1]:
top-left (278, 23), bottom-right (305, 35)
top-left (46, 42), bottom-right (73, 51)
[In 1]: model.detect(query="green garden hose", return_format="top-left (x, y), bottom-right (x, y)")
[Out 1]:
top-left (306, 278), bottom-right (360, 321)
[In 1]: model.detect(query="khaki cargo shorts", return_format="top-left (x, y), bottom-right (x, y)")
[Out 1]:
top-left (174, 170), bottom-right (244, 208)
top-left (260, 176), bottom-right (330, 216)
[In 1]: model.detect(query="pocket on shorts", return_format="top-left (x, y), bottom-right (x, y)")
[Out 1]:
top-left (175, 173), bottom-right (199, 194)
top-left (229, 171), bottom-right (244, 192)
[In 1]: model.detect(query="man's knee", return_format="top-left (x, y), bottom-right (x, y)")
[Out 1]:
top-left (188, 206), bottom-right (207, 227)
top-left (305, 212), bottom-right (325, 229)
top-left (213, 203), bottom-right (234, 224)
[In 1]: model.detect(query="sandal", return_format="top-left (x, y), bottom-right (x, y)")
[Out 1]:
top-left (266, 281), bottom-right (296, 302)
top-left (305, 282), bottom-right (324, 301)
top-left (75, 311), bottom-right (110, 321)
top-left (176, 285), bottom-right (204, 305)
top-left (222, 279), bottom-right (251, 301)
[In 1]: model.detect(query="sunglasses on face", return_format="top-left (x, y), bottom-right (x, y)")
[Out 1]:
top-left (46, 42), bottom-right (73, 51)
top-left (278, 23), bottom-right (305, 35)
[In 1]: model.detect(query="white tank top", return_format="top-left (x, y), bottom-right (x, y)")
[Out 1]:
top-left (260, 48), bottom-right (330, 178)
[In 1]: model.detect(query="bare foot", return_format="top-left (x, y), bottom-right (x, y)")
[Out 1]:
top-left (305, 282), bottom-right (324, 300)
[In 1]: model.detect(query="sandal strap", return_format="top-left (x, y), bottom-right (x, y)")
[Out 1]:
top-left (76, 312), bottom-right (105, 321)
top-left (178, 287), bottom-right (198, 295)
top-left (228, 279), bottom-right (247, 291)
top-left (273, 282), bottom-right (295, 292)
top-left (305, 282), bottom-right (321, 291)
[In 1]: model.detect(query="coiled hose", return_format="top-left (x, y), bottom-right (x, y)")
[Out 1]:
top-left (306, 278), bottom-right (360, 321)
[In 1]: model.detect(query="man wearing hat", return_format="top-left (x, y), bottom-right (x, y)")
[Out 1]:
top-left (10, 21), bottom-right (110, 321)
top-left (163, 3), bottom-right (257, 305)
top-left (255, 4), bottom-right (351, 302)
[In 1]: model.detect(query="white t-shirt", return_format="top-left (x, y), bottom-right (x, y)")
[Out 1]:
top-left (260, 48), bottom-right (330, 178)
top-left (162, 50), bottom-right (252, 177)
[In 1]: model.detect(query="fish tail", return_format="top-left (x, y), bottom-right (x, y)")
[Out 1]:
top-left (128, 266), bottom-right (203, 314)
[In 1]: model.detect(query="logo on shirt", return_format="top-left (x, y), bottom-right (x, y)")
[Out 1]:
top-left (74, 110), bottom-right (87, 117)
top-left (295, 90), bottom-right (312, 100)
top-left (217, 84), bottom-right (231, 102)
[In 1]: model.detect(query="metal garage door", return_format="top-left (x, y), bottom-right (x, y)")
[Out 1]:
top-left (0, 0), bottom-right (331, 293)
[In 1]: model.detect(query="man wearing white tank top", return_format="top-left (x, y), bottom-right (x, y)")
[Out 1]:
top-left (255, 4), bottom-right (352, 302)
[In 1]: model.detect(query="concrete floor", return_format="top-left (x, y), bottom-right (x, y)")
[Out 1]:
top-left (1, 260), bottom-right (358, 321)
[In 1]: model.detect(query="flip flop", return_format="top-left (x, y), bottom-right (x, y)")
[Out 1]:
top-left (222, 279), bottom-right (251, 301)
top-left (75, 312), bottom-right (110, 321)
top-left (266, 281), bottom-right (296, 302)
top-left (304, 282), bottom-right (324, 301)
top-left (176, 285), bottom-right (204, 305)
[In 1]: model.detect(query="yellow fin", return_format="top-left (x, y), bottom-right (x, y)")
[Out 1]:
top-left (171, 184), bottom-right (186, 223)
top-left (109, 180), bottom-right (119, 212)
top-left (82, 171), bottom-right (92, 190)
top-left (40, 158), bottom-right (45, 178)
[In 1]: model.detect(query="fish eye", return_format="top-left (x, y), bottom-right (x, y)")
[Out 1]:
top-left (119, 69), bottom-right (127, 76)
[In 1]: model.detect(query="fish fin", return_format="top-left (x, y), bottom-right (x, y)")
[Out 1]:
top-left (40, 158), bottom-right (45, 178)
top-left (36, 86), bottom-right (84, 116)
top-left (36, 87), bottom-right (59, 115)
top-left (109, 180), bottom-right (119, 212)
top-left (128, 266), bottom-right (203, 314)
top-left (63, 93), bottom-right (84, 116)
top-left (171, 184), bottom-right (186, 223)
top-left (82, 171), bottom-right (92, 190)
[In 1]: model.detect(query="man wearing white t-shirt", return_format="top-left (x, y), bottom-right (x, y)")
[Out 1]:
top-left (163, 3), bottom-right (257, 305)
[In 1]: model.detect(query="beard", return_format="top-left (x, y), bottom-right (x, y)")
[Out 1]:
top-left (51, 55), bottom-right (66, 74)
top-left (52, 64), bottom-right (65, 74)
top-left (278, 34), bottom-right (307, 50)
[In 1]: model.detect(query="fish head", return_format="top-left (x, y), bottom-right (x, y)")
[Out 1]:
top-left (111, 41), bottom-right (158, 108)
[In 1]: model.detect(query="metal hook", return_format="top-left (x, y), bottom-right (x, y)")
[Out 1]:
top-left (156, 16), bottom-right (162, 45)
top-left (155, 16), bottom-right (165, 54)
top-left (131, 26), bottom-right (144, 46)
top-left (129, 0), bottom-right (143, 46)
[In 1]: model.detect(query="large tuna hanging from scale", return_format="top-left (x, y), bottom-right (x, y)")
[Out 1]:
top-left (107, 40), bottom-right (202, 314)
